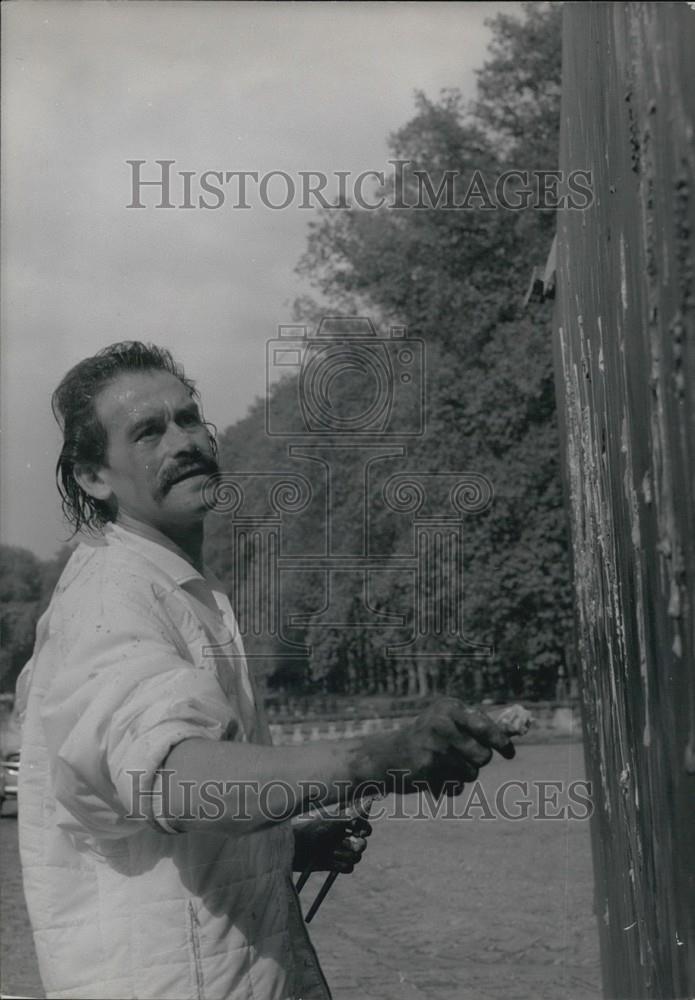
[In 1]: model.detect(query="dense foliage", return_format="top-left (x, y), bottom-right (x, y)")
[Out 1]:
top-left (206, 3), bottom-right (572, 701)
top-left (0, 545), bottom-right (72, 691)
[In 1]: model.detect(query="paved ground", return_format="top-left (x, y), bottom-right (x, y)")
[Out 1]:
top-left (1, 742), bottom-right (600, 999)
top-left (0, 806), bottom-right (41, 1000)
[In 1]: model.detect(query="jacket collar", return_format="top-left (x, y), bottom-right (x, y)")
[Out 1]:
top-left (103, 521), bottom-right (204, 587)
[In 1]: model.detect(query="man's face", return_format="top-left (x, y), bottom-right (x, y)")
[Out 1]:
top-left (88, 370), bottom-right (219, 532)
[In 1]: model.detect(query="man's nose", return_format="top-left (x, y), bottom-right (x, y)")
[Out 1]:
top-left (163, 421), bottom-right (199, 454)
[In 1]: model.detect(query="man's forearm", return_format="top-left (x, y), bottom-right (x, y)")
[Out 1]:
top-left (158, 699), bottom-right (518, 833)
top-left (161, 731), bottom-right (400, 833)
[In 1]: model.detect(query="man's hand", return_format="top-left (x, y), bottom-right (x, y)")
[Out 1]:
top-left (382, 697), bottom-right (516, 796)
top-left (293, 815), bottom-right (372, 874)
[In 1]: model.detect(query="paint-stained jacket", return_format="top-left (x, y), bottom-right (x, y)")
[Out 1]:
top-left (17, 524), bottom-right (330, 1000)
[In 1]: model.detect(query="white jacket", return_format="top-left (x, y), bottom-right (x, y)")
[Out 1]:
top-left (18, 524), bottom-right (331, 1000)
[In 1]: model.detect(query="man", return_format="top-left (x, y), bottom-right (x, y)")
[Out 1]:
top-left (18, 342), bottom-right (516, 1000)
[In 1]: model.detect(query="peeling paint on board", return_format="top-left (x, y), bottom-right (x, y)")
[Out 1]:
top-left (554, 4), bottom-right (695, 998)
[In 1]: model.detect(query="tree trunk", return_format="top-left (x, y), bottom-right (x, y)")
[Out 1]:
top-left (554, 5), bottom-right (695, 996)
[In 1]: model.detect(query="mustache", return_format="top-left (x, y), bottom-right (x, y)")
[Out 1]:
top-left (157, 452), bottom-right (219, 496)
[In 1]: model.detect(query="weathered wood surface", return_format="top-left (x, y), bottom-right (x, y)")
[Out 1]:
top-left (554, 4), bottom-right (695, 997)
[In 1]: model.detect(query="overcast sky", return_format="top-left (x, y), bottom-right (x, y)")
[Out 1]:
top-left (2, 0), bottom-right (519, 559)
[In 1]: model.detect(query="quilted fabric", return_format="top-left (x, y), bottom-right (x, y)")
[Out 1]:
top-left (17, 524), bottom-right (331, 999)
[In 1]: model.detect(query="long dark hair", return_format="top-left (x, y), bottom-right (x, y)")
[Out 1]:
top-left (52, 341), bottom-right (215, 534)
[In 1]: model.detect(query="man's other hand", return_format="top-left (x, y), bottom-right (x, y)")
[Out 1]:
top-left (293, 815), bottom-right (372, 874)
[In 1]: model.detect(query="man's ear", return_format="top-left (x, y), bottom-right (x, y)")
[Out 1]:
top-left (74, 464), bottom-right (113, 503)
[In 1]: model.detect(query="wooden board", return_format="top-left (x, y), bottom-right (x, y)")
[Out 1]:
top-left (554, 3), bottom-right (695, 996)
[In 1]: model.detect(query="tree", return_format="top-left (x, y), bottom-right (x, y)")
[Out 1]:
top-left (0, 544), bottom-right (73, 692)
top-left (0, 546), bottom-right (43, 604)
top-left (0, 546), bottom-right (42, 690)
top-left (473, 1), bottom-right (563, 166)
top-left (208, 2), bottom-right (569, 700)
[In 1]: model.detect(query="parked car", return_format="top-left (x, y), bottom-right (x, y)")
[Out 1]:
top-left (0, 751), bottom-right (20, 813)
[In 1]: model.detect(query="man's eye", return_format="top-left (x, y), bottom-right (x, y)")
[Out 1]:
top-left (180, 412), bottom-right (201, 427)
top-left (136, 426), bottom-right (159, 441)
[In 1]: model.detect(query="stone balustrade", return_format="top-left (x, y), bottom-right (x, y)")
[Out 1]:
top-left (268, 704), bottom-right (582, 745)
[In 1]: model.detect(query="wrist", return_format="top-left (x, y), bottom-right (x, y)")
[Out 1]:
top-left (346, 730), bottom-right (401, 789)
